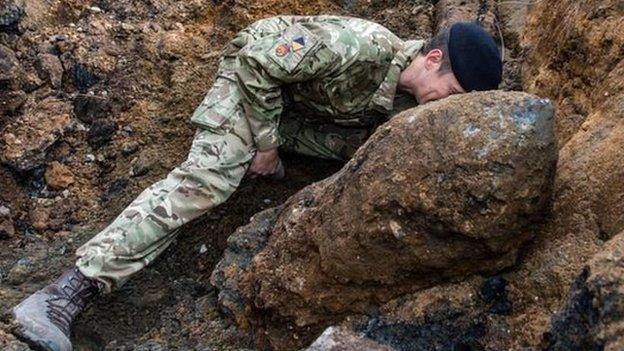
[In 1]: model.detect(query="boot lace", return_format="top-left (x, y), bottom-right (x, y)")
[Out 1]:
top-left (45, 268), bottom-right (98, 336)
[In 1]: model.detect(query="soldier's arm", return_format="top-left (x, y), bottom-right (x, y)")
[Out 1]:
top-left (235, 24), bottom-right (340, 151)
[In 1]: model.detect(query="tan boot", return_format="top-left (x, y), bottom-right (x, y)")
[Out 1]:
top-left (12, 267), bottom-right (99, 351)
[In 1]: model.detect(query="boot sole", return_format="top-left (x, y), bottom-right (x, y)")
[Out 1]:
top-left (13, 325), bottom-right (62, 351)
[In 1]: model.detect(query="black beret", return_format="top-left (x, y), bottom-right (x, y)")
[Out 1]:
top-left (448, 22), bottom-right (502, 92)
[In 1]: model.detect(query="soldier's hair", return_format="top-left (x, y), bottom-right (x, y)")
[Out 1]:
top-left (419, 27), bottom-right (452, 73)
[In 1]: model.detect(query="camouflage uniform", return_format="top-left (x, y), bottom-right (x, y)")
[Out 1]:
top-left (75, 15), bottom-right (424, 293)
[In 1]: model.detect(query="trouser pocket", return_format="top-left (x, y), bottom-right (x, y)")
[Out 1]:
top-left (190, 76), bottom-right (243, 133)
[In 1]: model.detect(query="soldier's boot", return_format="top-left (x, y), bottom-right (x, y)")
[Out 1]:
top-left (12, 267), bottom-right (100, 351)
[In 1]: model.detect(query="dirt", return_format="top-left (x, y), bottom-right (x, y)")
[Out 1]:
top-left (2, 0), bottom-right (622, 350)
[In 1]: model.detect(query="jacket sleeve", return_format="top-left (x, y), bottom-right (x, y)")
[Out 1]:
top-left (234, 23), bottom-right (340, 151)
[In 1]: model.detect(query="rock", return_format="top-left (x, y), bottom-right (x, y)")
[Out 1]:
top-left (0, 44), bottom-right (27, 114)
top-left (88, 118), bottom-right (116, 147)
top-left (36, 53), bottom-right (63, 88)
top-left (358, 280), bottom-right (497, 351)
top-left (0, 90), bottom-right (27, 115)
top-left (544, 230), bottom-right (624, 350)
top-left (212, 91), bottom-right (557, 349)
top-left (210, 207), bottom-right (280, 329)
top-left (0, 98), bottom-right (73, 171)
top-left (8, 257), bottom-right (33, 285)
top-left (0, 44), bottom-right (22, 89)
top-left (0, 204), bottom-right (15, 239)
top-left (121, 141), bottom-right (140, 156)
top-left (0, 0), bottom-right (25, 32)
top-left (479, 276), bottom-right (512, 315)
top-left (0, 219), bottom-right (15, 239)
top-left (303, 278), bottom-right (513, 351)
top-left (45, 197), bottom-right (76, 231)
top-left (129, 152), bottom-right (155, 177)
top-left (306, 327), bottom-right (393, 351)
top-left (44, 161), bottom-right (75, 190)
top-left (73, 93), bottom-right (111, 124)
top-left (30, 204), bottom-right (50, 231)
top-left (73, 62), bottom-right (99, 93)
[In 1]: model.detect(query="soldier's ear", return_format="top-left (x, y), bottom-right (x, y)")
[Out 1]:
top-left (424, 49), bottom-right (444, 71)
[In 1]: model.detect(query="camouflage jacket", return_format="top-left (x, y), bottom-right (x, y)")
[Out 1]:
top-left (202, 16), bottom-right (424, 151)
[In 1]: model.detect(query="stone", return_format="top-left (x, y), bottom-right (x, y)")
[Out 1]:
top-left (73, 93), bottom-right (111, 124)
top-left (30, 204), bottom-right (50, 231)
top-left (306, 327), bottom-right (393, 351)
top-left (212, 91), bottom-right (557, 349)
top-left (36, 53), bottom-right (63, 88)
top-left (479, 276), bottom-right (512, 315)
top-left (73, 62), bottom-right (99, 93)
top-left (0, 205), bottom-right (10, 217)
top-left (121, 141), bottom-right (140, 156)
top-left (0, 0), bottom-right (25, 32)
top-left (88, 118), bottom-right (116, 147)
top-left (0, 97), bottom-right (73, 171)
top-left (0, 90), bottom-right (27, 115)
top-left (44, 161), bottom-right (75, 190)
top-left (0, 218), bottom-right (15, 239)
top-left (8, 257), bottom-right (33, 285)
top-left (0, 44), bottom-right (22, 89)
top-left (544, 230), bottom-right (624, 351)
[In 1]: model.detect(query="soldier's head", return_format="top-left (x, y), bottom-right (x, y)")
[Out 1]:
top-left (399, 22), bottom-right (502, 104)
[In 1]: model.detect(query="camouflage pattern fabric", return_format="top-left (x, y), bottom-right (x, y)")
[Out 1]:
top-left (75, 15), bottom-right (424, 292)
top-left (194, 15), bottom-right (424, 150)
top-left (278, 116), bottom-right (371, 161)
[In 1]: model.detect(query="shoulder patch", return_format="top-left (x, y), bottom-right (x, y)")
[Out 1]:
top-left (268, 23), bottom-right (319, 73)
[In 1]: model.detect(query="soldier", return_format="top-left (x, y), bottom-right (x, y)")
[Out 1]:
top-left (12, 16), bottom-right (501, 351)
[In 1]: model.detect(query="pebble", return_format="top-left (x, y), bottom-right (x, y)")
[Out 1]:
top-left (122, 125), bottom-right (135, 135)
top-left (8, 257), bottom-right (33, 285)
top-left (49, 34), bottom-right (67, 42)
top-left (0, 205), bottom-right (10, 217)
top-left (86, 154), bottom-right (96, 162)
top-left (200, 244), bottom-right (208, 254)
top-left (122, 141), bottom-right (140, 156)
top-left (89, 6), bottom-right (102, 13)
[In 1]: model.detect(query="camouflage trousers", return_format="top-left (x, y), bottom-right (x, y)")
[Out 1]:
top-left (75, 77), bottom-right (372, 293)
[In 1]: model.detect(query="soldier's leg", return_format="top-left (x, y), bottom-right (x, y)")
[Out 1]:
top-left (75, 125), bottom-right (253, 293)
top-left (76, 75), bottom-right (253, 293)
top-left (278, 117), bottom-right (372, 161)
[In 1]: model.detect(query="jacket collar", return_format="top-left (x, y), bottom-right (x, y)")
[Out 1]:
top-left (370, 39), bottom-right (424, 113)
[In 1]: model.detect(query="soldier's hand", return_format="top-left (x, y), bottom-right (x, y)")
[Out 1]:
top-left (248, 148), bottom-right (281, 179)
